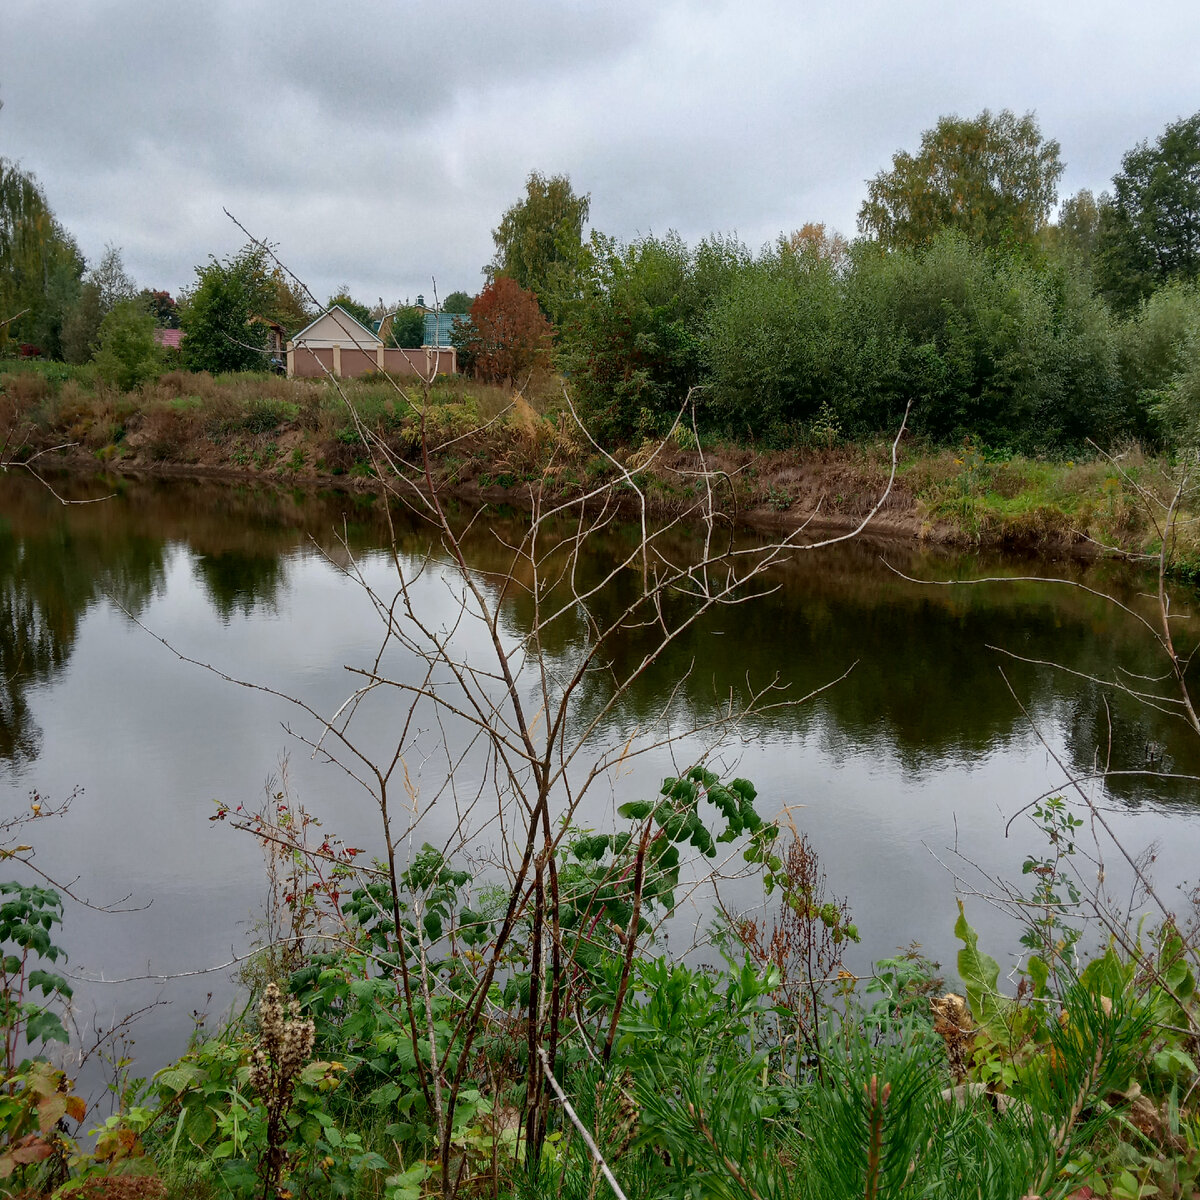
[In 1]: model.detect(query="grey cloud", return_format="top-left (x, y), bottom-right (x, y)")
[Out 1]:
top-left (4, 0), bottom-right (1200, 303)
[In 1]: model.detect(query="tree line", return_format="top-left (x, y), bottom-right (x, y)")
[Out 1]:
top-left (481, 110), bottom-right (1200, 453)
top-left (0, 176), bottom-right (473, 385)
top-left (5, 107), bottom-right (1200, 452)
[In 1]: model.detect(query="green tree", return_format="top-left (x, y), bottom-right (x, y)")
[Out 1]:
top-left (61, 281), bottom-right (103, 364)
top-left (388, 305), bottom-right (425, 348)
top-left (858, 109), bottom-right (1064, 252)
top-left (1148, 330), bottom-right (1200, 450)
top-left (61, 246), bottom-right (140, 364)
top-left (1096, 112), bottom-right (1200, 312)
top-left (92, 298), bottom-right (162, 389)
top-left (89, 243), bottom-right (136, 311)
top-left (267, 269), bottom-right (313, 334)
top-left (1047, 188), bottom-right (1104, 274)
top-left (704, 243), bottom-right (841, 434)
top-left (838, 232), bottom-right (1120, 448)
top-left (325, 287), bottom-right (372, 329)
top-left (1114, 280), bottom-right (1200, 444)
top-left (28, 248), bottom-right (84, 360)
top-left (180, 245), bottom-right (274, 373)
top-left (489, 170), bottom-right (590, 321)
top-left (558, 231), bottom-right (746, 441)
top-left (441, 290), bottom-right (473, 314)
top-left (0, 157), bottom-right (84, 356)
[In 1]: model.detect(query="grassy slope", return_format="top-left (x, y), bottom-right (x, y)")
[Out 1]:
top-left (1, 360), bottom-right (1193, 563)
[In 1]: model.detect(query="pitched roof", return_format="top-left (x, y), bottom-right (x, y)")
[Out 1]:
top-left (291, 304), bottom-right (382, 346)
top-left (154, 328), bottom-right (183, 350)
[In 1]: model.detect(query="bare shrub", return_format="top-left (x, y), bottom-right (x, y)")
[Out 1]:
top-left (726, 833), bottom-right (859, 1076)
top-left (136, 402), bottom-right (198, 462)
top-left (2, 370), bottom-right (50, 408)
top-left (166, 223), bottom-right (910, 1196)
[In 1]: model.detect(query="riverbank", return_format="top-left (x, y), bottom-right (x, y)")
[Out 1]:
top-left (4, 457), bottom-right (1200, 1200)
top-left (2, 361), bottom-right (1194, 562)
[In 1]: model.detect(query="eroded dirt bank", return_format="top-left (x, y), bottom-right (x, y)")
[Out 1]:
top-left (34, 440), bottom-right (1107, 561)
top-left (1, 366), bottom-right (1183, 562)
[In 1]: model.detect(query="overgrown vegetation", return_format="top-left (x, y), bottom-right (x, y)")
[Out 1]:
top-left (7, 107), bottom-right (1200, 465)
top-left (6, 785), bottom-right (1200, 1199)
top-left (2, 359), bottom-right (1198, 558)
top-left (5, 102), bottom-right (1200, 1200)
top-left (558, 228), bottom-right (1198, 455)
top-left (4, 312), bottom-right (1200, 1200)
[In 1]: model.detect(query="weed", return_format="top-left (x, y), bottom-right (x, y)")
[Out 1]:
top-left (766, 484), bottom-right (793, 511)
top-left (810, 400), bottom-right (842, 448)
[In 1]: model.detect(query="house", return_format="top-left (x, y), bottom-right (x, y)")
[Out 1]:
top-left (287, 304), bottom-right (457, 380)
top-left (249, 316), bottom-right (287, 362)
top-left (290, 305), bottom-right (382, 353)
top-left (423, 311), bottom-right (467, 348)
top-left (373, 307), bottom-right (467, 349)
top-left (153, 329), bottom-right (183, 351)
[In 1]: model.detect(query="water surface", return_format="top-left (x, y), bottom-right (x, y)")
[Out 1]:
top-left (1, 470), bottom-right (1197, 1090)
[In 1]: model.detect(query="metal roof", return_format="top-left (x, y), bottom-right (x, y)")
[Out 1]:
top-left (423, 311), bottom-right (467, 347)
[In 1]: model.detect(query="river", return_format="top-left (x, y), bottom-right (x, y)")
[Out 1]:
top-left (1, 469), bottom-right (1197, 1095)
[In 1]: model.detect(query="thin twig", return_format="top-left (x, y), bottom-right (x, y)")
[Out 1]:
top-left (536, 1047), bottom-right (629, 1200)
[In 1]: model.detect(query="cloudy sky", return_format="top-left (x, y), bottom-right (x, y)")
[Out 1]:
top-left (3, 1), bottom-right (1198, 307)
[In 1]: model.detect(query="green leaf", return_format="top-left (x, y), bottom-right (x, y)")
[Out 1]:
top-left (1153, 1045), bottom-right (1197, 1078)
top-left (24, 1008), bottom-right (68, 1045)
top-left (1078, 946), bottom-right (1133, 998)
top-left (955, 900), bottom-right (1003, 1025)
top-left (367, 1082), bottom-right (402, 1107)
top-left (730, 778), bottom-right (757, 803)
top-left (618, 801), bottom-right (652, 820)
top-left (26, 969), bottom-right (70, 999)
top-left (1026, 954), bottom-right (1049, 998)
top-left (385, 1162), bottom-right (432, 1200)
top-left (353, 1151), bottom-right (389, 1171)
top-left (1159, 928), bottom-right (1196, 1000)
top-left (349, 977), bottom-right (381, 1003)
top-left (184, 1103), bottom-right (217, 1148)
top-left (155, 1065), bottom-right (204, 1094)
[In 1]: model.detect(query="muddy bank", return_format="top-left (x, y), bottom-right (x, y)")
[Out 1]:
top-left (0, 366), bottom-right (1181, 561)
top-left (34, 440), bottom-right (1098, 560)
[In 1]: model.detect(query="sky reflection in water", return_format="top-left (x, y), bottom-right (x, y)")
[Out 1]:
top-left (0, 471), bottom-right (1197, 1084)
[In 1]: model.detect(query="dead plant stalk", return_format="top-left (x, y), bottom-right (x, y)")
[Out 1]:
top-left (150, 219), bottom-right (916, 1199)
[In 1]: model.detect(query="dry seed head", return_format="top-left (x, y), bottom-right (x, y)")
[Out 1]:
top-left (248, 1046), bottom-right (271, 1094)
top-left (280, 1011), bottom-right (315, 1075)
top-left (258, 982), bottom-right (285, 1042)
top-left (248, 982), bottom-right (314, 1097)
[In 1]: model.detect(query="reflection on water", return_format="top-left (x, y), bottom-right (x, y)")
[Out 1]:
top-left (0, 469), bottom-right (1198, 1086)
top-left (0, 495), bottom-right (167, 768)
top-left (4, 473), bottom-right (1196, 788)
top-left (192, 551), bottom-right (286, 622)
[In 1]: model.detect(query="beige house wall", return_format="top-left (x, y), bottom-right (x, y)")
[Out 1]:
top-left (288, 343), bottom-right (457, 380)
